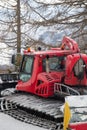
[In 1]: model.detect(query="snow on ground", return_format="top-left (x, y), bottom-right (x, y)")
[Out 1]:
top-left (0, 112), bottom-right (47, 130)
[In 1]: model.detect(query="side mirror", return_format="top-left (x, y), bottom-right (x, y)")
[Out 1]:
top-left (11, 54), bottom-right (16, 64)
top-left (11, 54), bottom-right (22, 65)
top-left (11, 54), bottom-right (23, 71)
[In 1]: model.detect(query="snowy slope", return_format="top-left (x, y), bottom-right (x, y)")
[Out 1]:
top-left (0, 112), bottom-right (47, 130)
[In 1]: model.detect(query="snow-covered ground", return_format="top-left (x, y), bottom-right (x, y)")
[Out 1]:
top-left (0, 112), bottom-right (47, 130)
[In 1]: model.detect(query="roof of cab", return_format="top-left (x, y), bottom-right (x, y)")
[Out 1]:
top-left (24, 49), bottom-right (76, 56)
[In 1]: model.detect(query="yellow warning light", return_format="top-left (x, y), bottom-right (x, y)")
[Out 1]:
top-left (27, 48), bottom-right (31, 52)
top-left (61, 43), bottom-right (65, 50)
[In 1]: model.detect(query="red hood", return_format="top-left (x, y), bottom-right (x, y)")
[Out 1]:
top-left (37, 71), bottom-right (64, 83)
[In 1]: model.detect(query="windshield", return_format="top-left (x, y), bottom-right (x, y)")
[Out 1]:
top-left (43, 56), bottom-right (65, 71)
top-left (19, 55), bottom-right (34, 82)
top-left (70, 107), bottom-right (87, 123)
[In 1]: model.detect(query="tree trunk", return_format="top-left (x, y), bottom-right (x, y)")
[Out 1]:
top-left (16, 0), bottom-right (21, 71)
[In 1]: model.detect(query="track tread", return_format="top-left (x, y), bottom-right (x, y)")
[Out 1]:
top-left (0, 93), bottom-right (63, 129)
top-left (4, 109), bottom-right (57, 129)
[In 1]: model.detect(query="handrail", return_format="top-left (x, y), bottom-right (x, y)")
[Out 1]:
top-left (54, 83), bottom-right (80, 96)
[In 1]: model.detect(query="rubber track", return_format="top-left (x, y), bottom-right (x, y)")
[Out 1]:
top-left (0, 93), bottom-right (64, 129)
top-left (4, 109), bottom-right (59, 129)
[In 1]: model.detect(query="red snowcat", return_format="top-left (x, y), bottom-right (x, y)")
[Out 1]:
top-left (0, 36), bottom-right (87, 130)
top-left (16, 36), bottom-right (87, 97)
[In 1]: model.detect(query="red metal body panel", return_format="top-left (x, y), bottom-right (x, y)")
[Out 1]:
top-left (35, 71), bottom-right (64, 97)
top-left (69, 122), bottom-right (87, 130)
top-left (16, 55), bottom-right (41, 94)
top-left (65, 54), bottom-right (87, 86)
